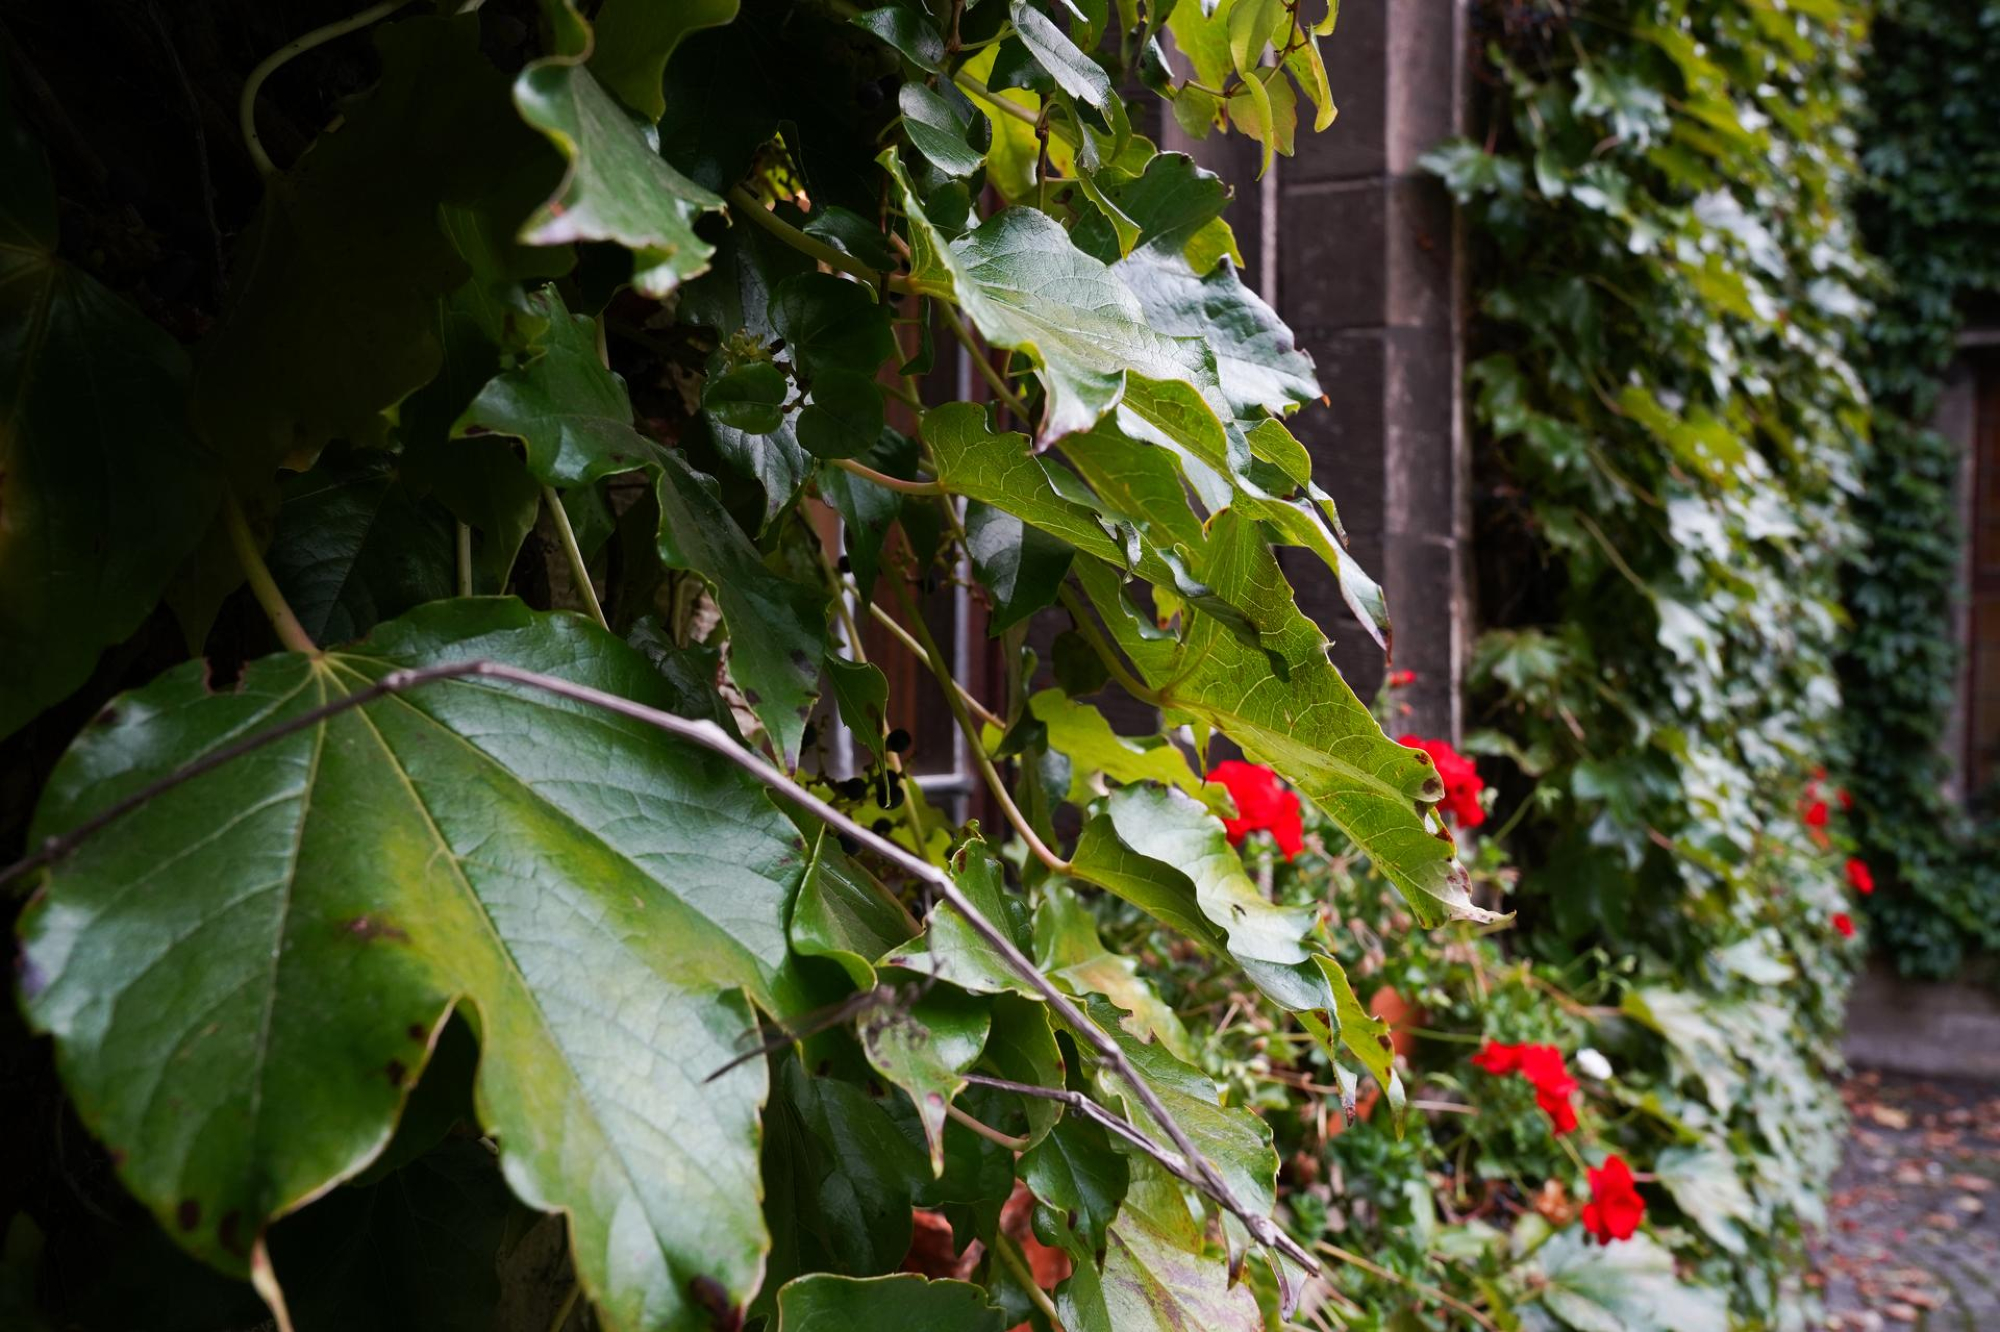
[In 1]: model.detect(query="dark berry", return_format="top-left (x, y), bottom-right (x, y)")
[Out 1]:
top-left (886, 727), bottom-right (912, 753)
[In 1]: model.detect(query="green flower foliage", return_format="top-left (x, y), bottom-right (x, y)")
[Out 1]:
top-left (1843, 0), bottom-right (2000, 976)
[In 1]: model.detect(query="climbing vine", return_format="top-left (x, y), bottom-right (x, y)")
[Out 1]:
top-left (1842, 0), bottom-right (2000, 977)
top-left (1425, 0), bottom-right (1870, 1322)
top-left (0, 0), bottom-right (1495, 1328)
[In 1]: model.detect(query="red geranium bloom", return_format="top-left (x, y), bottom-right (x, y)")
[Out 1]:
top-left (1838, 788), bottom-right (1854, 811)
top-left (1517, 1044), bottom-right (1579, 1135)
top-left (1471, 1042), bottom-right (1578, 1134)
top-left (1845, 858), bottom-right (1875, 895)
top-left (1803, 800), bottom-right (1829, 829)
top-left (1210, 760), bottom-right (1304, 860)
top-left (1833, 912), bottom-right (1856, 939)
top-left (1387, 669), bottom-right (1418, 688)
top-left (1581, 1155), bottom-right (1645, 1244)
top-left (1398, 736), bottom-right (1486, 828)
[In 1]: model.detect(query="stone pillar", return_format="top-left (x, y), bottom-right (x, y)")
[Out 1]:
top-left (1272, 0), bottom-right (1472, 741)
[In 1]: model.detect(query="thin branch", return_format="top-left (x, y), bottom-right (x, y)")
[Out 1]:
top-left (889, 576), bottom-right (1070, 874)
top-left (946, 1101), bottom-right (1030, 1151)
top-left (862, 597), bottom-right (1006, 729)
top-left (831, 456), bottom-right (945, 496)
top-left (726, 187), bottom-right (914, 297)
top-left (0, 659), bottom-right (1316, 1281)
top-left (541, 486), bottom-right (609, 630)
top-left (992, 1228), bottom-right (1066, 1331)
top-left (456, 523), bottom-right (474, 599)
top-left (239, 0), bottom-right (415, 177)
top-left (936, 300), bottom-right (1032, 421)
top-left (953, 71), bottom-right (1080, 149)
top-left (1313, 1241), bottom-right (1499, 1332)
top-left (223, 491), bottom-right (316, 655)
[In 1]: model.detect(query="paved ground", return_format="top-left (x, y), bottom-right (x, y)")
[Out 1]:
top-left (1813, 1071), bottom-right (2000, 1330)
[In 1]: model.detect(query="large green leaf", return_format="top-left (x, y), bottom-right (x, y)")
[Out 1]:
top-left (1535, 1231), bottom-right (1729, 1332)
top-left (1074, 517), bottom-right (1495, 927)
top-left (859, 986), bottom-right (990, 1174)
top-left (17, 601), bottom-right (805, 1332)
top-left (196, 16), bottom-right (549, 471)
top-left (886, 839), bottom-right (1036, 998)
top-left (0, 102), bottom-right (219, 736)
top-left (1028, 691), bottom-right (1223, 813)
top-left (964, 503), bottom-right (1074, 632)
top-left (514, 61), bottom-right (724, 297)
top-left (775, 1273), bottom-right (1007, 1332)
top-left (1032, 885), bottom-right (1192, 1058)
top-left (1653, 1146), bottom-right (1755, 1256)
top-left (1021, 1114), bottom-right (1129, 1254)
top-left (789, 829), bottom-right (918, 990)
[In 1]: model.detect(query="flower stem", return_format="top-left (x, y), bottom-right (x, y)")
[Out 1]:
top-left (223, 490), bottom-right (316, 655)
top-left (239, 0), bottom-right (415, 177)
top-left (946, 1101), bottom-right (1029, 1151)
top-left (936, 301), bottom-right (1032, 422)
top-left (541, 486), bottom-right (608, 631)
top-left (991, 1229), bottom-right (1066, 1331)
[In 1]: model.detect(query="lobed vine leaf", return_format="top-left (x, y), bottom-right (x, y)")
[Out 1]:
top-left (17, 601), bottom-right (808, 1332)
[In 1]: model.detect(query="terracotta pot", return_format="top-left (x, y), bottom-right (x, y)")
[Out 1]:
top-left (1368, 984), bottom-right (1426, 1061)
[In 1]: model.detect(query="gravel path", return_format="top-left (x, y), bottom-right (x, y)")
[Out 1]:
top-left (1813, 1070), bottom-right (2000, 1330)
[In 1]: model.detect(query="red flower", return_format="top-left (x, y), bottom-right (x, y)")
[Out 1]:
top-left (1471, 1042), bottom-right (1578, 1134)
top-left (1838, 788), bottom-right (1854, 811)
top-left (1845, 858), bottom-right (1875, 895)
top-left (1803, 800), bottom-right (1829, 829)
top-left (1388, 669), bottom-right (1418, 688)
top-left (1398, 736), bottom-right (1486, 828)
top-left (1517, 1044), bottom-right (1579, 1135)
top-left (1833, 912), bottom-right (1856, 939)
top-left (1210, 760), bottom-right (1304, 860)
top-left (1580, 1155), bottom-right (1645, 1244)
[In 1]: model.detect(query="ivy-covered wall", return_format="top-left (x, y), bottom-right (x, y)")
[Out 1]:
top-left (1843, 0), bottom-right (2000, 977)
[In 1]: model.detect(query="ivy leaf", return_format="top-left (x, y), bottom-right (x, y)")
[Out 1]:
top-left (964, 501), bottom-right (1074, 631)
top-left (0, 102), bottom-right (219, 737)
top-left (1028, 690), bottom-right (1225, 813)
top-left (1021, 1115), bottom-right (1129, 1255)
top-left (791, 830), bottom-right (919, 991)
top-left (17, 602), bottom-right (805, 1332)
top-left (883, 155), bottom-right (1219, 445)
top-left (852, 6), bottom-right (947, 73)
top-left (589, 0), bottom-right (741, 122)
top-left (760, 1058), bottom-right (928, 1304)
top-left (685, 410), bottom-right (812, 534)
top-left (703, 362), bottom-right (791, 435)
top-left (1066, 995), bottom-right (1280, 1260)
top-left (981, 994), bottom-right (1064, 1146)
top-left (1305, 954), bottom-right (1406, 1124)
top-left (825, 654), bottom-right (890, 768)
top-left (1010, 1), bottom-right (1116, 113)
top-left (1060, 1169), bottom-right (1263, 1332)
top-left (859, 986), bottom-right (991, 1175)
top-left (900, 82), bottom-right (987, 179)
top-left (775, 1273), bottom-right (1007, 1332)
top-left (772, 273), bottom-right (899, 381)
top-left (1072, 152), bottom-right (1240, 273)
top-left (654, 452), bottom-right (829, 763)
top-left (452, 287), bottom-right (654, 484)
top-left (1112, 252), bottom-right (1319, 420)
top-left (514, 61), bottom-right (724, 298)
top-left (1074, 516), bottom-right (1495, 928)
top-left (796, 370), bottom-right (886, 460)
top-left (196, 16), bottom-right (549, 472)
top-left (1033, 885), bottom-right (1193, 1058)
top-left (886, 838), bottom-right (1037, 999)
top-left (1653, 1146), bottom-right (1756, 1256)
top-left (266, 451), bottom-right (457, 646)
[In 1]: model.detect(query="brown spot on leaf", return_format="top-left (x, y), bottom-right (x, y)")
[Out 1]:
top-left (177, 1199), bottom-right (201, 1231)
top-left (1376, 1034), bottom-right (1394, 1050)
top-left (687, 1275), bottom-right (741, 1332)
top-left (407, 1023), bottom-right (428, 1042)
top-left (385, 1058), bottom-right (408, 1086)
top-left (345, 916), bottom-right (409, 943)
